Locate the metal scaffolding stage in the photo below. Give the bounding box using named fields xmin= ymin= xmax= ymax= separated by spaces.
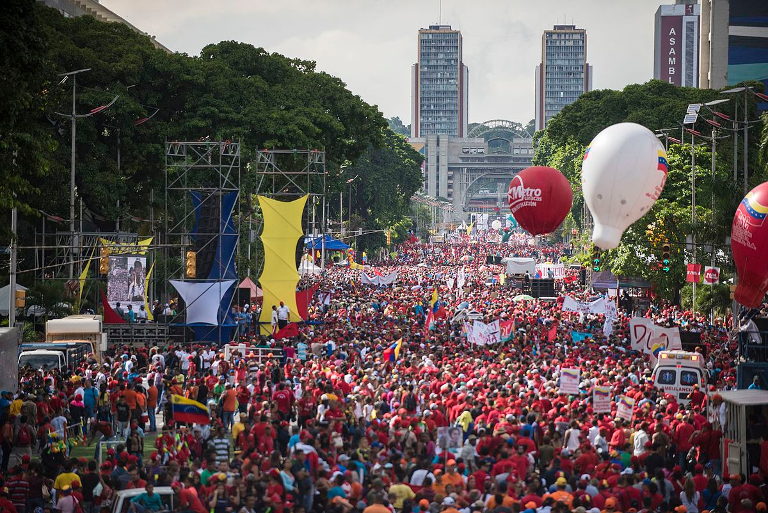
xmin=250 ymin=149 xmax=328 ymax=272
xmin=164 ymin=140 xmax=241 ymax=342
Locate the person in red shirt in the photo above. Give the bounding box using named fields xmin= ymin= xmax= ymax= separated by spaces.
xmin=271 ymin=383 xmax=294 ymax=421
xmin=509 ymin=445 xmax=530 ymax=480
xmin=673 ymin=417 xmax=695 ymax=470
xmin=172 ymin=481 xmax=207 ymax=513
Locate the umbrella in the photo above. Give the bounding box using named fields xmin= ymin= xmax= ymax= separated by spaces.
xmin=459 ymin=255 xmax=474 ymax=262
xmin=513 ymin=294 xmax=535 ymax=302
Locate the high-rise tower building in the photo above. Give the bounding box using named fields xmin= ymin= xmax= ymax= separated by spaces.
xmin=654 ymin=0 xmax=700 ymax=87
xmin=534 ymin=25 xmax=592 ymax=131
xmin=699 ymin=0 xmax=768 ymax=92
xmin=411 ymin=25 xmax=469 ymax=138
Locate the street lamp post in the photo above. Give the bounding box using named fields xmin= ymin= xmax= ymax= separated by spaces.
xmin=60 ymin=68 xmax=90 ymax=279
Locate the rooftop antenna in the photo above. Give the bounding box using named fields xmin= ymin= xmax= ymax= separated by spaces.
xmin=438 ymin=0 xmax=442 ymax=24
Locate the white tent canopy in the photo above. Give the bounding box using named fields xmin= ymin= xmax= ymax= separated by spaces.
xmin=0 ymin=284 xmax=28 ymax=316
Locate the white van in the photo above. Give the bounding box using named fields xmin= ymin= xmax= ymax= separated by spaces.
xmin=651 ymin=350 xmax=707 ymax=404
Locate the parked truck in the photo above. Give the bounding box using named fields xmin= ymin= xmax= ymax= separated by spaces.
xmin=17 ymin=315 xmax=106 ymax=372
xmin=720 ymin=389 xmax=768 ymax=477
xmin=0 ymin=328 xmax=20 ymax=392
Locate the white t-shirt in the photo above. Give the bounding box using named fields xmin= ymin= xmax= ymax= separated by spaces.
xmin=277 ymin=306 xmax=290 ymax=321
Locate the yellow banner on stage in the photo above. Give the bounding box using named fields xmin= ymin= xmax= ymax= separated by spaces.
xmin=100 ymin=237 xmax=153 ymax=255
xmin=144 ymin=262 xmax=155 ymax=321
xmin=257 ymin=195 xmax=307 ymax=335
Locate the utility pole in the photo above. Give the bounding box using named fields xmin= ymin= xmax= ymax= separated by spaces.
xmin=691 ymin=129 xmax=697 ymax=315
xmin=743 ymin=87 xmax=749 ymax=194
xmin=9 ymin=206 xmax=17 ymax=328
xmin=62 ymin=68 xmax=90 ymax=279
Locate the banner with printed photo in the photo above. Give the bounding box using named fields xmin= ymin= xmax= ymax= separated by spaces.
xmin=593 ymin=385 xmax=612 ymax=413
xmin=107 ymin=255 xmax=147 ymax=315
xmin=559 ymin=368 xmax=581 ymax=395
xmin=436 ymin=426 xmax=463 ymax=452
xmin=616 ymin=395 xmax=635 ymax=421
xmin=629 ymin=317 xmax=682 ymax=361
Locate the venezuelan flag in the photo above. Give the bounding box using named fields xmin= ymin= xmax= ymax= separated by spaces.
xmin=593 ymin=387 xmax=610 ymax=398
xmin=430 ymin=288 xmax=439 ymax=312
xmin=382 ymin=338 xmax=403 ymax=363
xmin=742 ymin=192 xmax=768 ymax=222
xmin=583 ymin=147 xmax=591 ymax=160
xmin=657 ymin=149 xmax=668 ymax=174
xmin=171 ymin=394 xmax=210 ymax=425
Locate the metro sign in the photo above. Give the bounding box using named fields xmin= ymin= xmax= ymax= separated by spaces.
xmin=703 ymin=266 xmax=720 ymax=285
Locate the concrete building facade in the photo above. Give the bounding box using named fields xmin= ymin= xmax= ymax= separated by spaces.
xmin=535 ymin=25 xmax=592 ymax=131
xmin=654 ymin=1 xmax=700 ymax=87
xmin=699 ymin=0 xmax=768 ymax=90
xmin=411 ymin=25 xmax=469 ymax=138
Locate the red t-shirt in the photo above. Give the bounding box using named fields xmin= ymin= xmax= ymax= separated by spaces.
xmin=179 ymin=488 xmax=207 ymax=513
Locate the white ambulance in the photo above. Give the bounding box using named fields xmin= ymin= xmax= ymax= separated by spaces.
xmin=651 ymin=350 xmax=707 ymax=404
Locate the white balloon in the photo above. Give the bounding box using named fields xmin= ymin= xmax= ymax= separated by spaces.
xmin=581 ymin=122 xmax=668 ymax=250
xmin=491 ymin=219 xmax=502 ymax=230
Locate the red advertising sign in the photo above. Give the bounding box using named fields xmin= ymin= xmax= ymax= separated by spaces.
xmin=703 ymin=266 xmax=720 ymax=285
xmin=686 ymin=263 xmax=702 ymax=283
xmin=660 ymin=15 xmax=683 ymax=86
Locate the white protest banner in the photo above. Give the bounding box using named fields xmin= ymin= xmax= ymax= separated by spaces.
xmin=467 ymin=320 xmax=500 ymax=346
xmin=593 ymin=385 xmax=611 ymax=413
xmin=446 ymin=277 xmax=455 ymax=290
xmin=562 ymin=296 xmax=607 ymax=315
xmin=562 ymin=296 xmax=589 ymax=314
xmin=559 ymin=368 xmax=581 ymax=395
xmin=360 ymin=272 xmax=398 ymax=287
xmin=378 ymin=272 xmax=398 ymax=286
xmin=616 ymin=395 xmax=636 ymax=421
xmin=629 ymin=317 xmax=682 ymax=360
xmin=457 ymin=268 xmax=466 ymax=289
xmin=536 ymin=263 xmax=566 ymax=279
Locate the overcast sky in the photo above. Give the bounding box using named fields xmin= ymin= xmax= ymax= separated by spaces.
xmin=103 ymin=0 xmax=669 ymax=126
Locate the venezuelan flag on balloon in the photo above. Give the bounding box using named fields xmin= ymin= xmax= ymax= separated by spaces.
xmin=382 ymin=338 xmax=403 ymax=363
xmin=741 ymin=191 xmax=768 ymax=224
xmin=657 ymin=149 xmax=668 ymax=175
xmin=171 ymin=395 xmax=210 ymax=425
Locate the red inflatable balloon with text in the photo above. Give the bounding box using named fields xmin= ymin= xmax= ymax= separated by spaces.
xmin=731 ymin=181 xmax=768 ymax=307
xmin=507 ymin=166 xmax=573 ymax=236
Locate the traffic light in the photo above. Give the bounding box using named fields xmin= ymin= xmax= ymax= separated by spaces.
xmin=591 ymin=247 xmax=602 ymax=272
xmin=386 ymin=230 xmax=392 ymax=246
xmin=99 ymin=247 xmax=110 ymax=274
xmin=185 ymin=251 xmax=197 ymax=278
xmin=661 ymin=243 xmax=671 ymax=273
xmin=14 ymin=289 xmax=26 ymax=309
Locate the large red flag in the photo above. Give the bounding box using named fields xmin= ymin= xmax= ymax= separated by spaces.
xmin=274 ymin=322 xmax=299 ymax=340
xmin=547 ymin=321 xmax=559 ymax=342
xmin=101 ymin=292 xmax=126 ymax=324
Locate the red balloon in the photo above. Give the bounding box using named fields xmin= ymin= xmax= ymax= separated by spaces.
xmin=507 ymin=166 xmax=573 ymax=236
xmin=731 ymin=181 xmax=768 ymax=307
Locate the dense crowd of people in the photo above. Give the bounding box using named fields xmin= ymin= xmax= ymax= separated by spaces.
xmin=2 ymin=234 xmax=767 ymax=513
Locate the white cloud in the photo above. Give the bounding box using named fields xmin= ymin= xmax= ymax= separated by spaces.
xmin=103 ymin=0 xmax=665 ymax=125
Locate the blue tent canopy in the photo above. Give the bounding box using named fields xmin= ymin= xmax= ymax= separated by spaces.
xmin=305 ymin=234 xmax=350 ymax=251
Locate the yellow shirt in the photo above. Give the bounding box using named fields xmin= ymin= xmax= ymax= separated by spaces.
xmin=9 ymin=399 xmax=22 ymax=417
xmin=54 ymin=472 xmax=80 ymax=490
xmin=232 ymin=421 xmax=245 ymax=442
xmin=387 ymin=483 xmax=415 ymax=509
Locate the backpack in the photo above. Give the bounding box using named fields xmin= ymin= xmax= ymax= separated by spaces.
xmin=16 ymin=425 xmax=32 ymax=446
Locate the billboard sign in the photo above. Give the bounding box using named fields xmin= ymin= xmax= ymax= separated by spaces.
xmin=107 ymin=255 xmax=147 ymax=317
xmin=660 ymin=15 xmax=684 ymax=86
